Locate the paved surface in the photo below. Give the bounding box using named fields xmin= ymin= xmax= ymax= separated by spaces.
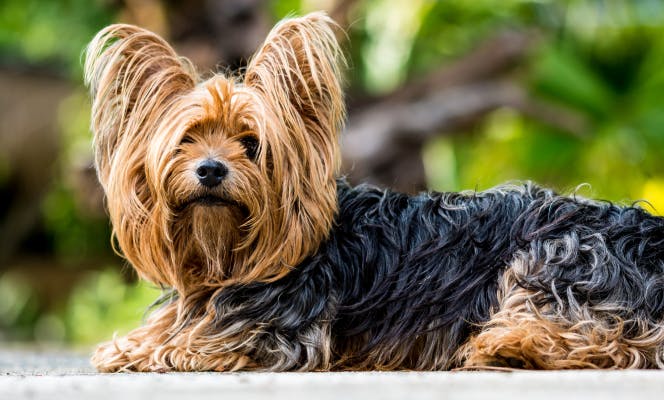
xmin=2 ymin=349 xmax=664 ymax=400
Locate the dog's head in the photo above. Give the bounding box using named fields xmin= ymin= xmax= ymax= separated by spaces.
xmin=84 ymin=13 xmax=345 ymax=291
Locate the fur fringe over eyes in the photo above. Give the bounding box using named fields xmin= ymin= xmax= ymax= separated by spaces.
xmin=86 ymin=13 xmax=664 ymax=373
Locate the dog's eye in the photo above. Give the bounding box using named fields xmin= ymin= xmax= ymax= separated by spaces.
xmin=239 ymin=136 xmax=259 ymax=160
xmin=180 ymin=135 xmax=194 ymax=145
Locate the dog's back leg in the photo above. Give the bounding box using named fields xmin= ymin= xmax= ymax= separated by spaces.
xmin=458 ymin=246 xmax=664 ymax=370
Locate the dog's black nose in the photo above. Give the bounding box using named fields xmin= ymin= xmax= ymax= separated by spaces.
xmin=196 ymin=159 xmax=227 ymax=188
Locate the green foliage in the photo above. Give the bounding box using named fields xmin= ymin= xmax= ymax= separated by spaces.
xmin=66 ymin=270 xmax=162 ymax=344
xmin=269 ymin=0 xmax=303 ymax=19
xmin=531 ymin=44 xmax=615 ymax=119
xmin=0 ymin=269 xmax=162 ymax=344
xmin=41 ymin=90 xmax=113 ymax=263
xmin=357 ymin=0 xmax=433 ymax=94
xmin=0 ymin=0 xmax=114 ymax=77
xmin=421 ymin=0 xmax=664 ymax=214
xmin=409 ymin=0 xmax=540 ymax=76
xmin=41 ymin=183 xmax=112 ymax=263
xmin=0 ymin=273 xmax=39 ymax=341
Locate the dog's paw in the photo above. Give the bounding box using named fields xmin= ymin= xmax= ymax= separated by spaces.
xmin=91 ymin=340 xmax=133 ymax=372
xmin=91 ymin=338 xmax=166 ymax=372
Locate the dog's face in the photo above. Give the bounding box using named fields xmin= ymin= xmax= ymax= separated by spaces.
xmin=85 ymin=13 xmax=345 ymax=292
xmin=157 ymin=79 xmax=265 ymax=283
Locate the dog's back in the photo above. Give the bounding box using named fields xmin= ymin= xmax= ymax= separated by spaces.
xmin=212 ymin=180 xmax=664 ymax=370
xmin=332 ymin=181 xmax=664 ymax=369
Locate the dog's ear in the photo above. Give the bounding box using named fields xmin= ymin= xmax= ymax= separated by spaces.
xmin=84 ymin=24 xmax=196 ymax=190
xmin=84 ymin=25 xmax=196 ymax=286
xmin=243 ymin=12 xmax=345 ymax=280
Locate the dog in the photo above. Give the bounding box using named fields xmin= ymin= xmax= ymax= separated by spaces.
xmin=84 ymin=12 xmax=664 ymax=372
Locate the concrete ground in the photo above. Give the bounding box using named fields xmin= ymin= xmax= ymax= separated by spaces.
xmin=2 ymin=349 xmax=664 ymax=400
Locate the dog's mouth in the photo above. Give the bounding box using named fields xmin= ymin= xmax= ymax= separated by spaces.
xmin=177 ymin=194 xmax=246 ymax=213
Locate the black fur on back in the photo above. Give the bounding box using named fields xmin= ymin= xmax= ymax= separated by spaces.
xmin=209 ymin=179 xmax=664 ymax=369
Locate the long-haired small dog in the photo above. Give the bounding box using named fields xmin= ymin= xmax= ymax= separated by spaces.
xmin=85 ymin=12 xmax=664 ymax=372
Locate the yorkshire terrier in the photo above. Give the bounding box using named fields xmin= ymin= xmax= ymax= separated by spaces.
xmin=85 ymin=12 xmax=664 ymax=372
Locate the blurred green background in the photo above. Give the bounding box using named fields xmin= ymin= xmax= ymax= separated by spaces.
xmin=1 ymin=0 xmax=664 ymax=348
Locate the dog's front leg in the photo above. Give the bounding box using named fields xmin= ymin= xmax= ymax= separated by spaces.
xmin=91 ymin=301 xmax=259 ymax=372
xmin=92 ymin=332 xmax=257 ymax=372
